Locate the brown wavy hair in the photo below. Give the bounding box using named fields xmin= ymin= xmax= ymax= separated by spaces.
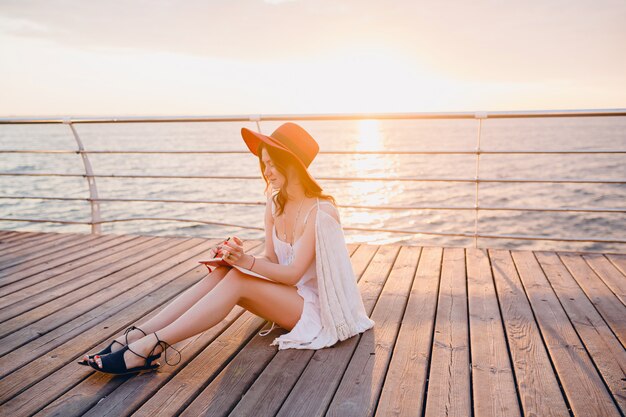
xmin=258 ymin=142 xmax=336 ymax=216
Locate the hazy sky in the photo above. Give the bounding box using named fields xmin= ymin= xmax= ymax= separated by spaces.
xmin=1 ymin=0 xmax=625 ymax=116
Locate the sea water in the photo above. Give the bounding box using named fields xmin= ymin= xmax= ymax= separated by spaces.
xmin=1 ymin=117 xmax=625 ymax=253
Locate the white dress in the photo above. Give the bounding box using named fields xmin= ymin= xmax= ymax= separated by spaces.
xmin=258 ymin=198 xmax=330 ymax=349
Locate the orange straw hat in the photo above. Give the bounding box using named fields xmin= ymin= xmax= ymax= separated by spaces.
xmin=241 ymin=122 xmax=323 ymax=191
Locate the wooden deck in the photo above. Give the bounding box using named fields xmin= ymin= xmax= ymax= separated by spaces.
xmin=0 ymin=230 xmax=624 ymax=417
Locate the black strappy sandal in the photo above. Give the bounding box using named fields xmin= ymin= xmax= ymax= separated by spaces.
xmin=77 ymin=325 xmax=147 ymax=366
xmin=88 ymin=332 xmax=181 ymax=376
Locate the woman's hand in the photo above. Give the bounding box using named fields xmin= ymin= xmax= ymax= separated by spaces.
xmin=202 ymin=246 xmax=219 ymax=273
xmin=221 ymin=236 xmax=247 ymax=266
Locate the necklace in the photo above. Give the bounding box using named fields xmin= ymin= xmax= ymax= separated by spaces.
xmin=282 ymin=197 xmax=305 ymax=245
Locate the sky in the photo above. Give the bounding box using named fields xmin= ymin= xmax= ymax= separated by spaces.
xmin=1 ymin=0 xmax=625 ymax=117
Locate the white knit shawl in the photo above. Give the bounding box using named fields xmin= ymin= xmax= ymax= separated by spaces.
xmin=270 ymin=199 xmax=375 ymax=350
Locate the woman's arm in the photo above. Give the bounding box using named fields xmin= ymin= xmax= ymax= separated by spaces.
xmin=224 ymin=203 xmax=339 ymax=286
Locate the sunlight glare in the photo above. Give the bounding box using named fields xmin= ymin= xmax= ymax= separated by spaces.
xmin=356 ymin=119 xmax=383 ymax=151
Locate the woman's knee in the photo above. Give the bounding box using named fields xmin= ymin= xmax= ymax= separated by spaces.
xmin=203 ymin=266 xmax=228 ymax=281
xmin=221 ymin=268 xmax=247 ymax=291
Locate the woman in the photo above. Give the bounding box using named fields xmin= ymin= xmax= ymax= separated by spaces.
xmin=80 ymin=122 xmax=374 ymax=375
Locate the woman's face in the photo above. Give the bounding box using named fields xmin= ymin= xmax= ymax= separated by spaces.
xmin=261 ymin=147 xmax=287 ymax=190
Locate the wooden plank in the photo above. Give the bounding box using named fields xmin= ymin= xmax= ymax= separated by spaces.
xmin=606 ymin=254 xmax=626 ymax=276
xmin=0 ymin=230 xmax=18 ymax=238
xmin=0 ymin=241 xmax=260 ymax=376
xmin=228 ymin=244 xmax=377 ymax=417
xmin=466 ymin=248 xmax=521 ymax=417
xmin=488 ymin=249 xmax=570 ymax=417
xmin=375 ymin=246 xmax=443 ymax=417
xmin=38 ymin=244 xmax=265 ymax=417
xmin=0 ymin=231 xmax=44 ymax=245
xmin=178 ymin=324 xmax=283 ymax=417
xmin=512 ymin=251 xmax=620 ymax=416
xmin=38 ymin=308 xmax=248 ymax=417
xmin=275 ymin=245 xmax=400 ymax=417
xmin=0 ymin=233 xmax=102 ymax=268
xmin=536 ymin=251 xmax=626 ymax=414
xmin=0 ymin=233 xmax=113 ymax=273
xmin=0 ymin=237 xmax=204 ymax=354
xmin=326 ymin=246 xmax=420 ymax=417
xmin=0 ymin=235 xmax=162 ymax=312
xmin=583 ymin=254 xmax=626 ymax=306
xmin=0 ymin=240 xmax=190 ymax=337
xmin=423 ymin=247 xmax=471 ymax=417
xmin=0 ymin=233 xmax=85 ymax=260
xmin=0 ymin=237 xmax=173 ymax=312
xmin=559 ymin=252 xmax=626 ymax=347
xmin=0 ymin=240 xmax=222 ymax=412
xmin=0 ymin=233 xmax=131 ymax=286
xmin=0 ymin=230 xmax=36 ymax=239
xmin=129 ymin=313 xmax=266 ymax=417
xmin=0 ymin=233 xmax=72 ymax=262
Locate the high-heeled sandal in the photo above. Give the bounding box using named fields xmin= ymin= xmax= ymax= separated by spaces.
xmin=77 ymin=325 xmax=147 ymax=366
xmin=88 ymin=331 xmax=181 ymax=375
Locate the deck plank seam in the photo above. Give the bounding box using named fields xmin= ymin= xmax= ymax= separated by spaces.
xmin=464 ymin=248 xmax=476 ymax=417
xmin=371 ymin=245 xmax=422 ymax=416
xmin=3 ymin=240 xmax=226 ymax=366
xmin=2 ymin=232 xmax=624 ymax=416
xmin=0 ymin=253 xmax=222 ymax=405
xmin=324 ymin=245 xmax=406 ymax=415
xmin=0 ymin=235 xmax=167 ymax=318
xmin=0 ymin=237 xmax=204 ymax=346
xmin=184 ymin=323 xmax=284 ymax=417
xmin=604 ymin=254 xmax=626 ymax=278
xmin=509 ymin=250 xmax=574 ymax=416
xmin=556 ymin=252 xmax=626 ymax=350
xmin=532 ymin=250 xmax=626 ymax=417
xmin=317 ymin=244 xmax=401 ymax=417
xmin=419 ymin=246 xmax=444 ymax=417
xmin=0 ymin=239 xmax=231 ymax=402
xmin=486 ymin=248 xmax=525 ymax=417
xmin=165 ymin=320 xmax=269 ymax=417
xmin=0 ymin=233 xmax=135 ymax=285
xmin=582 ymin=255 xmax=626 ymax=309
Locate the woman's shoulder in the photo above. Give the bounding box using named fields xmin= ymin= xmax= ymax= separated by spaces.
xmin=314 ymin=197 xmax=340 ymax=224
xmin=265 ymin=191 xmax=278 ymax=222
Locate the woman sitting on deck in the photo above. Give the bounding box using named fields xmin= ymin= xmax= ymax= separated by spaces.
xmin=79 ymin=122 xmax=374 ymax=375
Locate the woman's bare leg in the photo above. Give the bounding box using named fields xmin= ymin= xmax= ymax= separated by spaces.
xmin=134 ymin=266 xmax=231 ymax=333
xmin=117 ymin=268 xmax=304 ymax=369
xmin=84 ymin=266 xmax=230 ymax=361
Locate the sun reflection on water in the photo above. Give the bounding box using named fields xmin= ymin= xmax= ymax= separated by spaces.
xmin=341 ymin=119 xmax=404 ymax=243
xmin=356 ymin=119 xmax=383 ymax=151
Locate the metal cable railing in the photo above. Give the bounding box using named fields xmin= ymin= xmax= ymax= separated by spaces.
xmin=1 ymin=108 xmax=625 ymax=247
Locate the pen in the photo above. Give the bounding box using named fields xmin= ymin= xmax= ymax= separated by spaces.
xmin=218 ymin=237 xmax=230 ymax=254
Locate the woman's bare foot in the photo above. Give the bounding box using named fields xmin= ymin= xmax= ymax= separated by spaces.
xmin=82 ymin=327 xmax=146 ymax=362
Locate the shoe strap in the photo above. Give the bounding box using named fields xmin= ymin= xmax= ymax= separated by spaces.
xmin=152 ymin=332 xmax=182 ymax=366
xmin=124 ymin=325 xmax=147 ymax=346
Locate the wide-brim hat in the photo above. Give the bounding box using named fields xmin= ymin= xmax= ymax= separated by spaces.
xmin=241 ymin=122 xmax=323 ymax=191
